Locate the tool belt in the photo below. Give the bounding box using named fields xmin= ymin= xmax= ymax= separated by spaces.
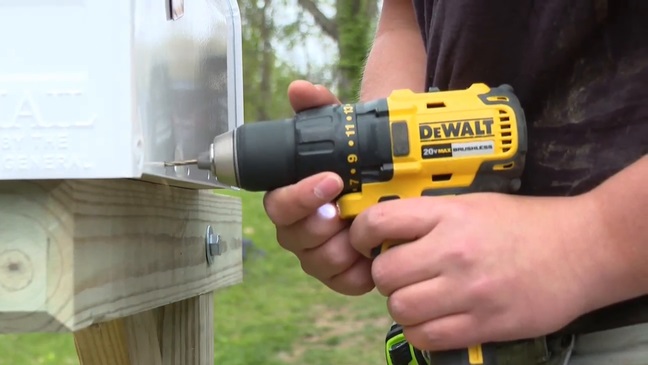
xmin=554 ymin=296 xmax=648 ymax=336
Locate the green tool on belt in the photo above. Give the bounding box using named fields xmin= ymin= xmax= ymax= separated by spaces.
xmin=385 ymin=323 xmax=428 ymax=365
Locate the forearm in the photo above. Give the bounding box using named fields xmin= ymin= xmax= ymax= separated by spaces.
xmin=360 ymin=0 xmax=427 ymax=101
xmin=586 ymin=154 xmax=648 ymax=309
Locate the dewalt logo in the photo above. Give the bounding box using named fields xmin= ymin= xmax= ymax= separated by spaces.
xmin=419 ymin=118 xmax=494 ymax=141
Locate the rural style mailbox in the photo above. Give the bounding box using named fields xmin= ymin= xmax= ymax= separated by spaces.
xmin=0 ymin=0 xmax=243 ymax=188
xmin=0 ymin=1 xmax=244 ymax=364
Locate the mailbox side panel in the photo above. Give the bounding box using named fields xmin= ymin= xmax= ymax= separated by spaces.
xmin=135 ymin=0 xmax=244 ymax=188
xmin=0 ymin=1 xmax=136 ymax=180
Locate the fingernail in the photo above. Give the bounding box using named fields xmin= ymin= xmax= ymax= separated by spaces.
xmin=317 ymin=203 xmax=338 ymax=220
xmin=314 ymin=176 xmax=342 ymax=200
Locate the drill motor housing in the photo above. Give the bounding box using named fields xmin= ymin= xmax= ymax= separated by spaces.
xmin=337 ymin=83 xmax=528 ymax=218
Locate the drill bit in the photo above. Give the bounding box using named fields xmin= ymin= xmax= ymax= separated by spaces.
xmin=164 ymin=159 xmax=198 ymax=167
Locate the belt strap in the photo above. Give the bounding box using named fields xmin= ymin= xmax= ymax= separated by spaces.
xmin=423 ymin=335 xmax=575 ymax=365
xmin=555 ymin=296 xmax=648 ymax=335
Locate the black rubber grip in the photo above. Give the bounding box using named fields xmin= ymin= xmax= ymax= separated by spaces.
xmin=235 ymin=119 xmax=297 ymax=191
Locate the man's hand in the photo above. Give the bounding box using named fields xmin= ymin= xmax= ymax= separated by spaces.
xmin=263 ymin=80 xmax=374 ymax=296
xmin=349 ymin=192 xmax=614 ymax=351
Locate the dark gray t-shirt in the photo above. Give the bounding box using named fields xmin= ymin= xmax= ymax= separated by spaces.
xmin=411 ymin=0 xmax=647 ymax=334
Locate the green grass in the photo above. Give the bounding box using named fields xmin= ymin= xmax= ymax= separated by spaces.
xmin=0 ymin=190 xmax=390 ymax=365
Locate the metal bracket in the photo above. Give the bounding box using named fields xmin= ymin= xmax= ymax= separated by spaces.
xmin=166 ymin=0 xmax=185 ymax=21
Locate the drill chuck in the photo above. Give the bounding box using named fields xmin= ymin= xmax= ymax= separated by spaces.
xmin=197 ymin=130 xmax=238 ymax=187
xmin=217 ymin=118 xmax=298 ymax=190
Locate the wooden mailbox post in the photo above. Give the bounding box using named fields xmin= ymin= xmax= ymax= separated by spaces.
xmin=0 ymin=180 xmax=242 ymax=364
xmin=0 ymin=1 xmax=245 ymax=363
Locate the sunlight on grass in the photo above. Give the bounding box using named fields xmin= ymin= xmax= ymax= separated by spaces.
xmin=0 ymin=334 xmax=77 ymax=365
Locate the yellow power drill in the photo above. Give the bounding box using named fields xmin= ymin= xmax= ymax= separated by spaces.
xmin=166 ymin=83 xmax=528 ymax=365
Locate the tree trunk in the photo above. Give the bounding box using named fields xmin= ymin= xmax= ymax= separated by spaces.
xmin=299 ymin=0 xmax=379 ymax=102
xmin=335 ymin=0 xmax=375 ymax=101
xmin=258 ymin=0 xmax=275 ymax=121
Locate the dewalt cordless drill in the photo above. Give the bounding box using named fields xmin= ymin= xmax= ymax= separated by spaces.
xmin=166 ymin=83 xmax=528 ymax=365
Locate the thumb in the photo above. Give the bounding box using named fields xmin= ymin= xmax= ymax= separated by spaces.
xmin=288 ymin=80 xmax=341 ymax=112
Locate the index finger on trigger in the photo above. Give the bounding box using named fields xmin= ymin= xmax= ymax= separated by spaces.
xmin=263 ymin=172 xmax=344 ymax=227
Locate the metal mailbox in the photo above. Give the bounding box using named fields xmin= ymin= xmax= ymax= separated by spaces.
xmin=0 ymin=0 xmax=243 ymax=188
